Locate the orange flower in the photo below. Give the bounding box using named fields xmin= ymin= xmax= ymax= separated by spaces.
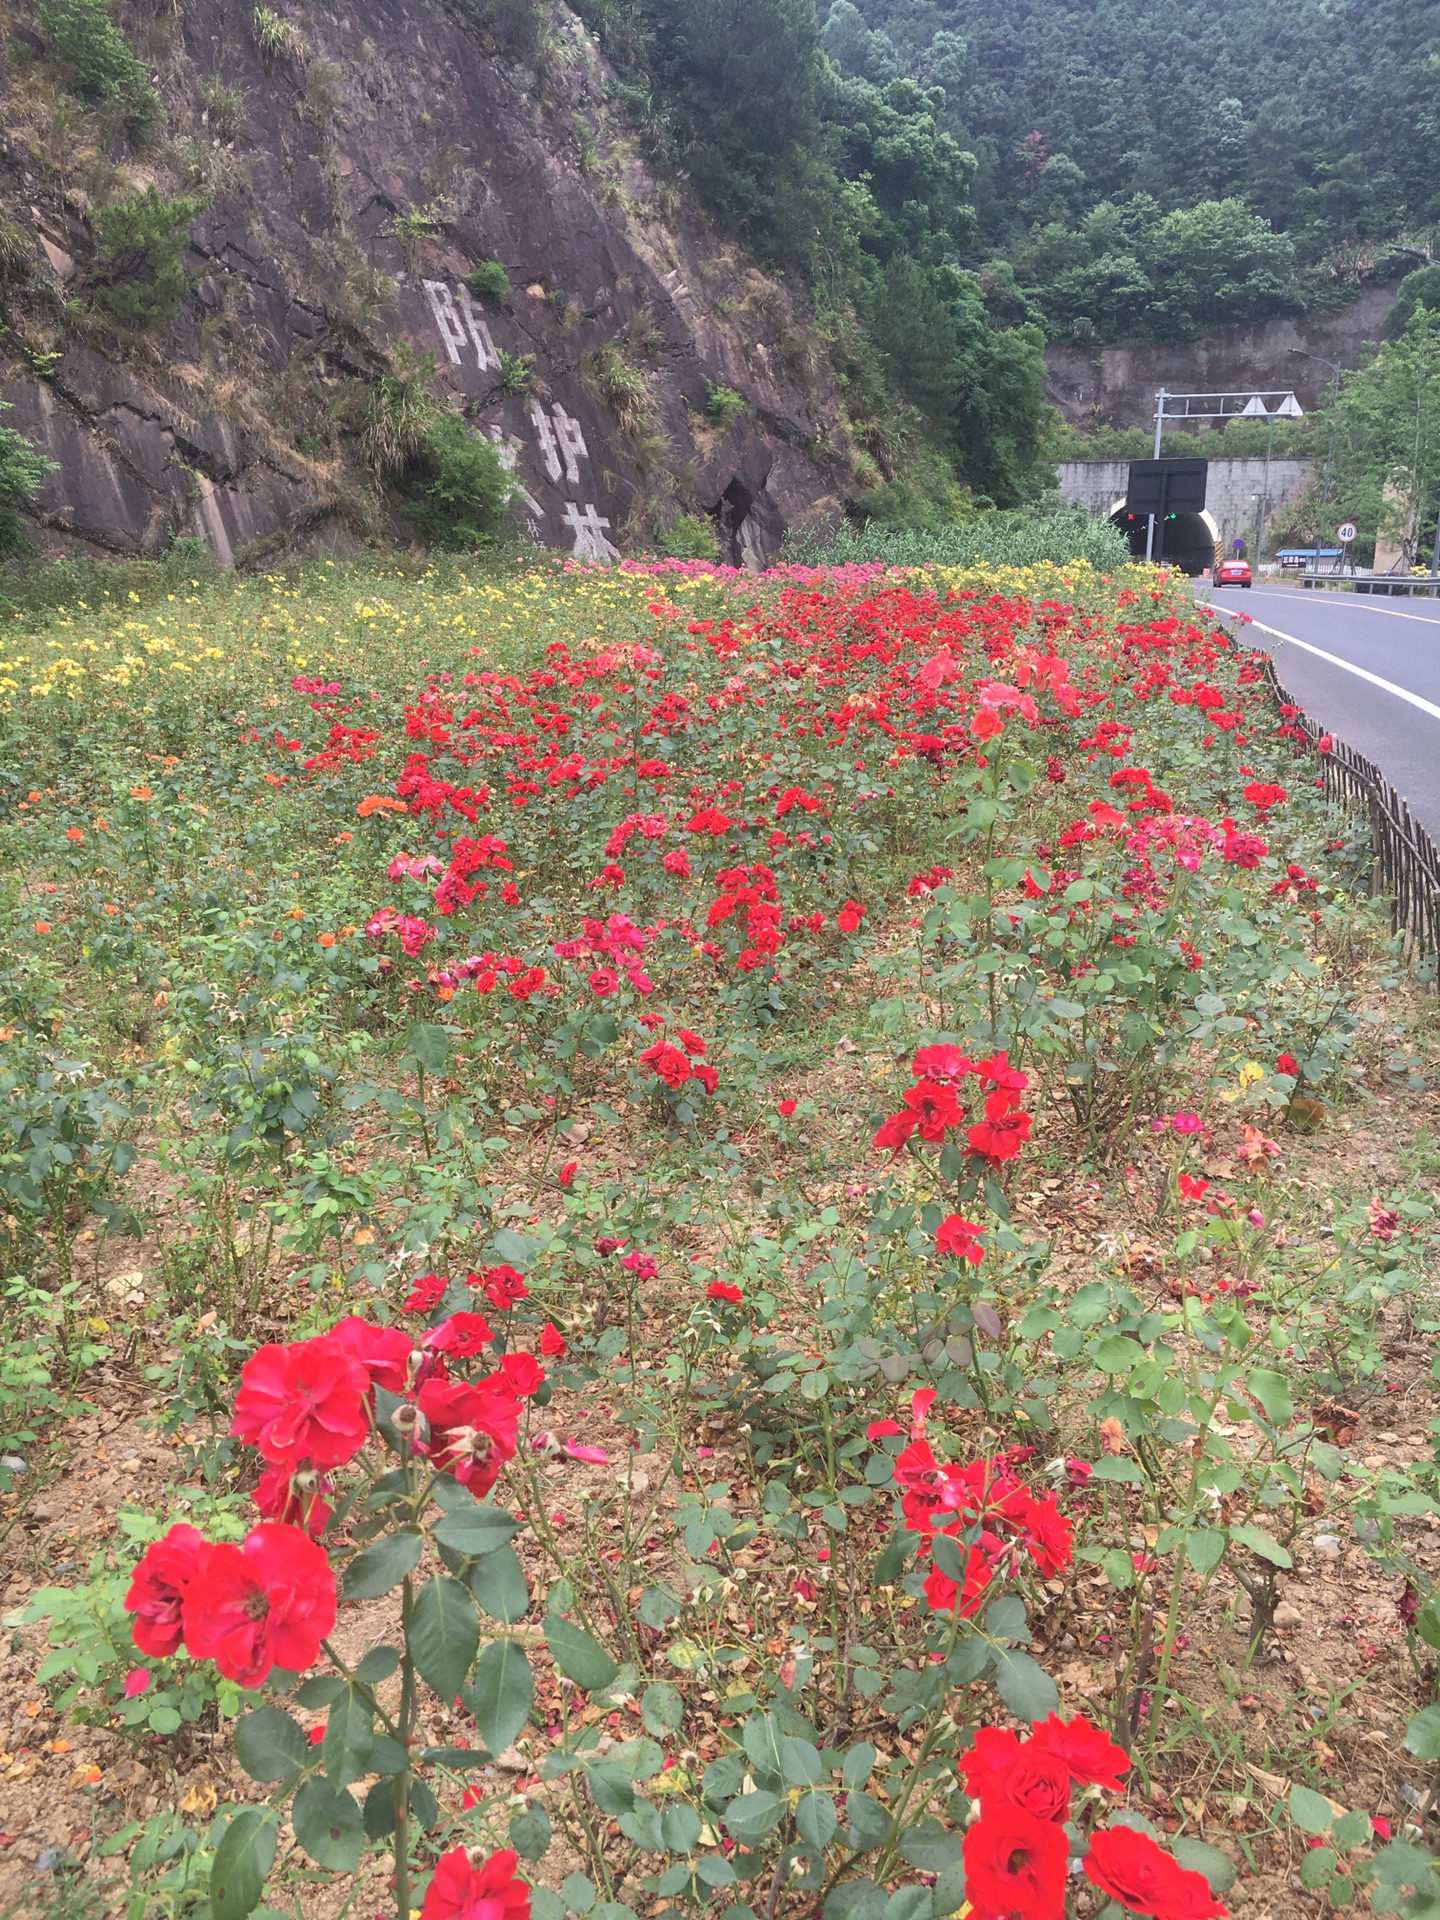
xmin=335 ymin=831 xmax=353 ymax=843
xmin=66 ymin=826 xmax=85 ymax=843
xmin=317 ymin=932 xmax=336 ymax=948
xmin=27 ymin=790 xmax=40 ymax=803
xmin=287 ymin=908 xmax=305 ymax=921
xmin=34 ymin=920 xmax=52 ymax=934
xmin=129 ymin=786 xmax=153 ymax=802
xmin=356 ymin=794 xmax=406 ymax=817
xmin=264 ymin=773 xmax=288 ymax=787
xmin=103 ymin=904 xmax=119 ymax=916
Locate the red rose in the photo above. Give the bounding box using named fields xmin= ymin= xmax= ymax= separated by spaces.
xmin=182 ymin=1522 xmax=336 ymax=1689
xmin=997 ymin=1746 xmax=1071 ymax=1822
xmin=1276 ymin=1053 xmax=1299 ymax=1076
xmin=498 ymin=1352 xmax=546 ymax=1397
xmin=935 ymin=1214 xmax=985 ymax=1266
xmin=707 ymin=1280 xmax=743 ymax=1303
xmin=777 ymin=1099 xmax=798 ymax=1117
xmin=960 ymin=1725 xmax=1023 ymax=1804
xmin=1084 ymin=1825 xmax=1227 ymax=1920
xmin=676 ymin=1028 xmax=706 ymax=1055
xmin=124 ymin=1523 xmax=208 ymax=1658
xmin=901 ymin=1078 xmax=963 ymax=1141
xmin=837 ymin=900 xmax=866 ymax=932
xmin=873 ymin=1111 xmax=917 ymax=1157
xmin=255 ymin=1465 xmax=333 ymax=1538
xmin=230 ymin=1336 xmax=370 ymax=1470
xmin=964 ymin=1805 xmax=1068 ymax=1918
xmin=475 ymin=1265 xmax=528 ymax=1311
xmin=967 ymin=1104 xmax=1032 ymax=1164
xmin=422 ymin=1311 xmax=495 ymax=1358
xmin=539 ymin=1321 xmax=568 ymax=1358
xmin=1029 ymin=1712 xmax=1130 ymax=1792
xmin=405 ymin=1272 xmax=448 ymax=1313
xmin=421 ymin=1846 xmax=531 ymax=1920
xmin=418 ymin=1377 xmax=519 ymax=1495
xmin=328 ymin=1316 xmax=415 ymax=1395
xmin=639 ymin=1040 xmax=692 ymax=1089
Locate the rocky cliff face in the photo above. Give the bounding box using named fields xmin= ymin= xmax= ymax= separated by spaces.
xmin=1044 ymin=283 xmax=1402 ymax=430
xmin=0 ymin=0 xmax=860 ymax=564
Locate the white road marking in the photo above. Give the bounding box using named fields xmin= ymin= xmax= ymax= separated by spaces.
xmin=1210 ymin=608 xmax=1440 ymax=724
xmin=1239 ymin=587 xmax=1440 ymax=628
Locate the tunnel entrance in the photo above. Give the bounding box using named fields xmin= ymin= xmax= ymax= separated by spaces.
xmin=1108 ymin=501 xmax=1221 ymax=576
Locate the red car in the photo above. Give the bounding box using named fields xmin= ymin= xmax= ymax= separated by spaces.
xmin=1216 ymin=558 xmax=1252 ymax=587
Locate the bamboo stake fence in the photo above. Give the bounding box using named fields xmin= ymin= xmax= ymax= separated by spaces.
xmin=1254 ymin=653 xmax=1440 ymax=978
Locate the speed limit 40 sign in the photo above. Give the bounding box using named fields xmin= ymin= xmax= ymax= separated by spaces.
xmin=1336 ymin=521 xmax=1357 ymax=543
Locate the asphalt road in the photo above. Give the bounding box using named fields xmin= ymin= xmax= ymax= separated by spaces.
xmin=1208 ymin=581 xmax=1440 ymax=845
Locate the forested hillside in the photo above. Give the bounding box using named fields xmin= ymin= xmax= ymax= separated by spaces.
xmin=829 ymin=0 xmax=1439 ymax=339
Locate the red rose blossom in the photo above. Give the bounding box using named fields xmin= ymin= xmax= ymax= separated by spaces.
xmin=539 ymin=1321 xmax=568 ymax=1358
xmin=328 ymin=1316 xmax=415 ymax=1395
xmin=182 ymin=1522 xmax=336 ymax=1688
xmin=1029 ymin=1712 xmax=1130 ymax=1791
xmin=230 ymin=1336 xmax=370 ymax=1470
xmin=936 ymin=1214 xmax=985 ymax=1266
xmin=254 ymin=1465 xmax=333 ymax=1538
xmin=1084 ymin=1825 xmax=1227 ymax=1920
xmin=420 ymin=1845 xmax=531 ymax=1920
xmin=417 ymin=1377 xmax=519 ymax=1495
xmin=498 ymin=1352 xmax=546 ymax=1397
xmin=422 ymin=1311 xmax=495 ymax=1358
xmin=964 ymin=1805 xmax=1068 ymax=1919
xmin=707 ymin=1280 xmax=743 ymax=1303
xmin=124 ymin=1523 xmax=208 ymax=1658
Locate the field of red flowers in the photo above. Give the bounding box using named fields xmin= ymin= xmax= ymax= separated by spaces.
xmin=1 ymin=556 xmax=1438 ymax=1920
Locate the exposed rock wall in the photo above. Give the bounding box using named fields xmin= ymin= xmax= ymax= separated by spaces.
xmin=1044 ymin=284 xmax=1402 ymax=430
xmin=0 ymin=0 xmax=860 ymax=564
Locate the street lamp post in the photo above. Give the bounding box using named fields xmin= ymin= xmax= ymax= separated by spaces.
xmin=1145 ymin=387 xmax=1166 ymax=564
xmin=1288 ymin=347 xmax=1345 ymax=571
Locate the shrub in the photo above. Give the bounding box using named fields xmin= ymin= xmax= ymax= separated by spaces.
xmin=251 ymin=5 xmax=303 ymax=62
xmin=0 ymin=403 xmax=56 ymax=552
xmin=37 ymin=0 xmax=155 ymax=127
xmin=464 ymin=260 xmax=509 ymax=305
xmin=704 ymin=378 xmax=747 ymax=427
xmin=579 ymin=338 xmax=651 ymax=431
xmin=198 ymin=75 xmax=247 ymax=140
xmin=360 ymin=345 xmax=439 ymax=480
xmin=0 ymin=404 xmax=55 ymax=512
xmin=653 ymin=509 xmax=719 ymax=560
xmin=89 ymin=187 xmax=202 ymax=330
xmin=404 ymin=414 xmax=514 ymax=549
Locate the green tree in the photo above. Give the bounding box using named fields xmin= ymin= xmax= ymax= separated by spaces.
xmin=1330 ymin=305 xmax=1440 ymax=567
xmin=0 ymin=404 xmax=56 ymax=549
xmin=89 ymin=189 xmax=202 ymax=330
xmin=37 ymin=0 xmax=156 ymax=130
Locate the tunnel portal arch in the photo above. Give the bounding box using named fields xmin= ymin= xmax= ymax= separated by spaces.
xmin=1108 ymin=497 xmax=1221 ymax=576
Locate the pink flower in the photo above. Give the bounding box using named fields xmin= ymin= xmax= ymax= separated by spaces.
xmin=622 ymin=1250 xmax=657 ymax=1280
xmin=1171 ymin=1112 xmax=1204 ymax=1134
xmin=123 ymin=1667 xmax=152 ymax=1698
xmin=532 ymin=1432 xmax=610 ymax=1465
